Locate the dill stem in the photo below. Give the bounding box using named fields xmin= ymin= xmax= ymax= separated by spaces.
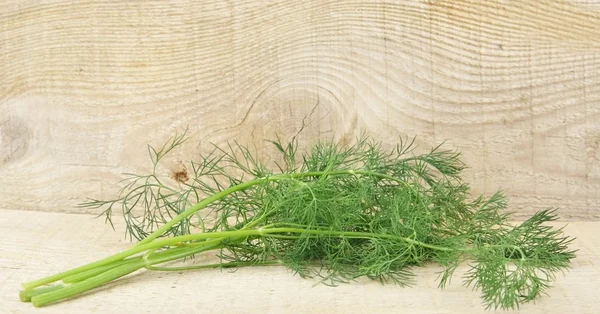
xmin=20 ymin=237 xmax=221 ymax=291
xmin=22 ymin=222 xmax=442 ymax=292
xmin=23 ymin=170 xmax=408 ymax=290
xmin=31 ymin=261 xmax=145 ymax=307
xmin=62 ymin=259 xmax=140 ymax=283
xmin=28 ymin=222 xmax=458 ymax=307
xmin=19 ymin=284 xmax=64 ymax=302
xmin=20 ymin=170 xmax=429 ymax=301
xmin=30 ymin=223 xmax=539 ymax=308
xmin=30 ymin=241 xmax=224 ymax=307
xmin=60 ymin=243 xmax=215 ymax=284
xmin=147 ymin=259 xmax=284 ymax=271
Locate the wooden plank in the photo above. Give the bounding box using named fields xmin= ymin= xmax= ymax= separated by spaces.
xmin=1 ymin=1 xmax=599 ymax=219
xmin=1 ymin=209 xmax=597 ymax=313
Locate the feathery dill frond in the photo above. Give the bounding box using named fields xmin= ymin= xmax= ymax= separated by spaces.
xmin=25 ymin=131 xmax=575 ymax=310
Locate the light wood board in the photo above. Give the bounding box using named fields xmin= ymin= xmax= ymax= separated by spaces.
xmin=1 ymin=209 xmax=598 ymax=314
xmin=1 ymin=2 xmax=599 ymax=218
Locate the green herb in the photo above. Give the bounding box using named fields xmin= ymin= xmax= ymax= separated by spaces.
xmin=19 ymin=131 xmax=575 ymax=309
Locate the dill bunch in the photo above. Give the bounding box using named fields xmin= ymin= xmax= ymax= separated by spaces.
xmin=19 ymin=131 xmax=576 ymax=310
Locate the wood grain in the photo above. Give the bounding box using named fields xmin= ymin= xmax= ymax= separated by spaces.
xmin=1 ymin=0 xmax=599 ymax=219
xmin=2 ymin=209 xmax=598 ymax=313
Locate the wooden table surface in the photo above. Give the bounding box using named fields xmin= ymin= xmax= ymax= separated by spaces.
xmin=2 ymin=209 xmax=598 ymax=314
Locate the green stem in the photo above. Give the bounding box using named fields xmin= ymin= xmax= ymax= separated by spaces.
xmin=21 ymin=238 xmax=219 ymax=291
xmin=25 ymin=170 xmax=406 ymax=290
xmin=147 ymin=259 xmax=283 ymax=271
xmin=60 ymin=244 xmax=204 ymax=284
xmin=27 ymin=223 xmax=489 ymax=307
xmin=141 ymin=227 xmax=456 ymax=255
xmin=22 ymin=222 xmax=444 ymax=292
xmin=31 ymin=261 xmax=145 ymax=307
xmin=19 ymin=284 xmax=64 ymax=302
xmin=30 ymin=241 xmax=224 ymax=307
xmin=22 ymin=170 xmax=409 ymax=292
xmin=62 ymin=259 xmax=140 ymax=284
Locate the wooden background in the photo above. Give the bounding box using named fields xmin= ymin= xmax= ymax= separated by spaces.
xmin=1 ymin=0 xmax=599 ymax=220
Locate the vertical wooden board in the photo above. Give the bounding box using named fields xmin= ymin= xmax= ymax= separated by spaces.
xmin=0 ymin=0 xmax=599 ymax=219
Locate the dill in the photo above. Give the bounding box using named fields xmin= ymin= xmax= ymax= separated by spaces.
xmin=19 ymin=130 xmax=576 ymax=310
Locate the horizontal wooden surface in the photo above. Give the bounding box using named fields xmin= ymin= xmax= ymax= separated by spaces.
xmin=1 ymin=209 xmax=598 ymax=314
xmin=1 ymin=0 xmax=599 ymax=220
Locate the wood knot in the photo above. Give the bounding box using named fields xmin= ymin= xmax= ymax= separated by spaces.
xmin=171 ymin=168 xmax=189 ymax=183
xmin=0 ymin=115 xmax=30 ymax=165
